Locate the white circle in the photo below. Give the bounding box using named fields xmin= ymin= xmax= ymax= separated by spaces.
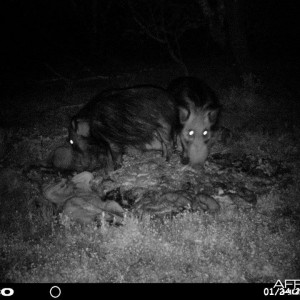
xmin=0 ymin=288 xmax=14 ymax=296
xmin=50 ymin=286 xmax=61 ymax=299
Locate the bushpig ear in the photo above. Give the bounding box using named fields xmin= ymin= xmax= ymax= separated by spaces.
xmin=179 ymin=107 xmax=190 ymax=124
xmin=182 ymin=92 xmax=196 ymax=111
xmin=208 ymin=109 xmax=219 ymax=125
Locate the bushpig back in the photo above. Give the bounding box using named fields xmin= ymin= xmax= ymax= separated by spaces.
xmin=91 ymin=87 xmax=175 ymax=146
xmin=70 ymin=86 xmax=177 ymax=166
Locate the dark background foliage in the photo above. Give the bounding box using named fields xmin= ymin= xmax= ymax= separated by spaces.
xmin=1 ymin=0 xmax=299 ymax=87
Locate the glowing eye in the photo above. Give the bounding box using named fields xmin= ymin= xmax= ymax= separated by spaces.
xmin=188 ymin=130 xmax=194 ymax=137
xmin=203 ymin=130 xmax=208 ymax=136
xmin=70 ymin=139 xmax=74 ymax=145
